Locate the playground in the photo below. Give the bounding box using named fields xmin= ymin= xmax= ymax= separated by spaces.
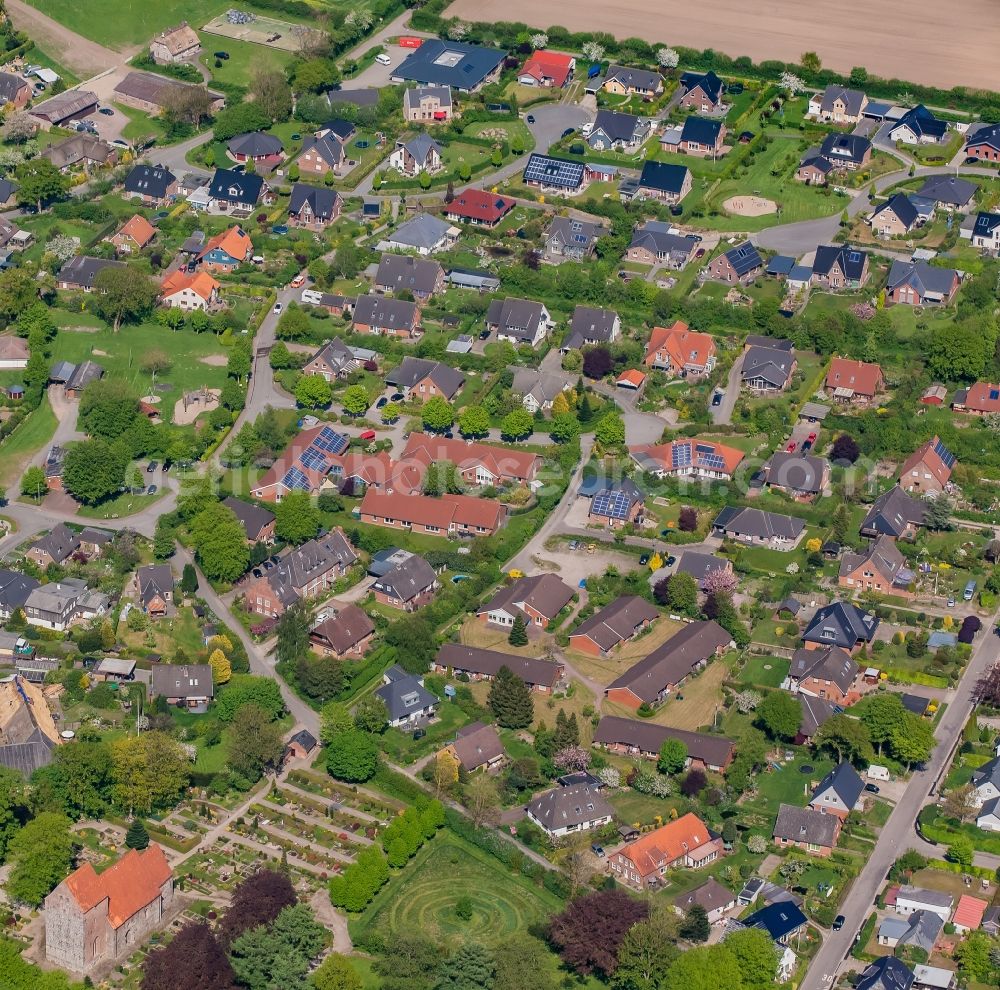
xmin=723 ymin=195 xmax=778 ymax=217
xmin=202 ymin=12 xmax=317 ymax=52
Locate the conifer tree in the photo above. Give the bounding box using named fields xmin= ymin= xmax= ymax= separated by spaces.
xmin=487 ymin=666 xmax=534 ymax=729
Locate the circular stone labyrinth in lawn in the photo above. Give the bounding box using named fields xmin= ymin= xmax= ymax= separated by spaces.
xmin=723 ymin=195 xmax=778 ymax=216
xmin=367 ymin=845 xmax=548 ymax=945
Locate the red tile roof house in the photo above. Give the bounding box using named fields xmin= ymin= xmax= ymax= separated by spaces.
xmin=953 ymin=894 xmax=988 ymax=934
xmin=160 ymin=270 xmax=221 ymax=312
xmin=898 ymin=435 xmax=955 ymax=495
xmin=359 ymin=488 xmax=507 ymax=538
xmin=568 ymin=595 xmax=659 ymax=657
xmin=309 ymin=604 xmax=375 ymax=658
xmin=372 ymin=553 xmax=440 ymax=611
xmin=434 ymin=642 xmax=564 ymax=692
xmin=445 ymin=188 xmax=516 ymax=228
xmin=352 ymin=294 xmax=421 ymax=339
xmin=953 ymin=381 xmax=1000 ymax=416
xmin=605 ymin=620 xmax=732 ymax=710
xmin=610 ymin=813 xmax=722 ymax=889
xmin=644 ymin=321 xmax=717 ymax=378
xmin=402 ymin=432 xmax=541 ymax=486
xmin=517 ymin=50 xmax=575 ymax=88
xmin=477 ymin=573 xmax=574 ymax=630
xmin=629 ymin=438 xmax=745 ymax=482
xmin=44 ymin=844 xmax=174 ymax=972
xmin=109 ymin=214 xmax=156 ymax=255
xmin=825 ymin=357 xmax=884 ymax=405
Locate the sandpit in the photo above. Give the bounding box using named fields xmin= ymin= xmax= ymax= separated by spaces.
xmin=723 ymin=196 xmax=778 ymax=217
xmin=173 ymin=388 xmax=221 ymax=425
xmin=199 ymin=354 xmax=229 ymax=367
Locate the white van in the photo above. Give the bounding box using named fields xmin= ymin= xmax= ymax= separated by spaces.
xmin=375 ymin=53 xmax=392 ymax=66
xmin=301 ymin=288 xmax=323 ymax=305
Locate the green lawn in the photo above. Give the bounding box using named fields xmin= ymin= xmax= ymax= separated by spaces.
xmin=24 ymin=0 xmax=232 ymax=48
xmin=743 ymin=752 xmax=835 ymax=817
xmin=375 ymin=700 xmax=473 ymax=765
xmin=349 ymin=832 xmax=563 ymax=948
xmin=0 ymin=395 xmax=58 ymax=491
xmin=77 ymin=488 xmax=165 ymax=519
xmin=198 ymin=32 xmax=296 ymax=89
xmin=116 ymin=102 xmax=169 ymax=144
xmin=49 ymin=320 xmax=233 ymax=424
xmin=739 ymin=655 xmax=790 ymax=688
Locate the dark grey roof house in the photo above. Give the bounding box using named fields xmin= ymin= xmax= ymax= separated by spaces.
xmin=123 ymin=164 xmax=176 ymax=201
xmin=564 ymin=305 xmax=620 ymax=350
xmin=742 ymin=344 xmax=796 ymax=390
xmin=0 ymin=569 xmax=40 ymax=618
xmin=56 ymin=255 xmax=126 ymax=290
xmin=288 ymin=183 xmax=341 ymax=224
xmin=385 ymin=356 xmax=465 ymax=399
xmin=711 ymin=506 xmax=807 ymax=547
xmin=391 ymin=39 xmax=505 ymax=92
xmin=917 ymin=174 xmax=976 ymax=208
xmin=607 ymin=64 xmax=662 ymax=95
xmin=627 ymin=221 xmax=694 ymax=266
xmin=676 ymin=551 xmax=731 ymax=589
xmin=588 ymin=109 xmax=650 ymax=149
xmin=227 ymin=131 xmax=283 ymax=159
xmin=763 ymin=451 xmax=829 ymax=496
xmin=326 ymin=87 xmax=380 ymax=108
xmin=813 ymin=244 xmax=869 ymax=283
xmin=856 ymin=956 xmax=915 ymax=990
xmin=886 ymin=260 xmax=960 ymax=301
xmin=773 ymin=803 xmax=840 ymax=849
xmin=526 ymin=783 xmax=614 ymax=837
xmin=802 ymin=601 xmax=879 ymax=649
xmin=486 ymin=297 xmax=551 ymax=346
xmin=372 ymin=554 xmax=438 ymax=607
xmin=435 ymin=642 xmax=564 ymax=691
xmin=375 ymin=254 xmax=443 ymax=298
xmin=150 ymin=663 xmax=213 ymax=711
xmin=592 ymin=715 xmax=735 ymax=770
xmin=810 ymin=762 xmax=865 ymax=815
xmin=545 ymin=215 xmax=606 ymax=259
xmin=387 ymin=212 xmax=454 ymax=254
xmin=375 ymin=664 xmax=439 ymax=726
xmin=222 ymin=496 xmax=275 ymax=543
xmin=819 ymin=132 xmax=872 ymax=167
xmin=208 ymin=167 xmax=266 ymax=208
xmin=789 ymin=645 xmax=857 ymax=697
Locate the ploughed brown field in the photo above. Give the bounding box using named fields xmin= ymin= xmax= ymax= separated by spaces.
xmin=444 ymin=0 xmax=999 ymax=92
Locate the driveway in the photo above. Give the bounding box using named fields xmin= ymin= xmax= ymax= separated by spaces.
xmin=711 ymin=354 xmax=743 ymax=426
xmin=524 ymin=103 xmax=595 ymax=154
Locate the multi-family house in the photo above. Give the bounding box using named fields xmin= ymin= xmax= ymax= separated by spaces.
xmin=568 ymin=595 xmax=659 ymax=657
xmin=630 ymin=438 xmax=745 ymax=481
xmin=433 ymin=642 xmax=564 ymax=692
xmin=24 ymin=579 xmax=108 ymax=631
xmin=839 ymin=534 xmax=916 ymax=597
xmin=360 ymin=489 xmax=507 ymax=538
xmin=610 ymin=814 xmax=721 ymax=887
xmin=593 ymin=715 xmax=735 ymax=772
xmin=526 ymin=783 xmax=614 ymax=837
xmin=401 ymin=433 xmax=541 ymax=486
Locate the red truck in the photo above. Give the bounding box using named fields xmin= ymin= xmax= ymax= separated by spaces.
xmin=399 ymin=36 xmax=423 ymax=48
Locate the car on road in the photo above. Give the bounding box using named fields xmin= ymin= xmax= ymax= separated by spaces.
xmin=526 ymin=114 xmax=535 ymax=123
xmin=833 ymin=915 xmax=845 ymax=931
xmin=786 ymin=441 xmax=797 ymax=452
xmin=290 ymin=274 xmax=305 ymax=288
xmin=864 ymin=783 xmax=880 ymax=794
xmin=214 ymin=51 xmax=230 ymax=59
xmin=639 ymin=554 xmax=650 ymax=565
xmin=146 ymin=485 xmax=157 ymax=495
xmin=98 ymin=107 xmax=114 ymax=116
xmin=711 ymin=391 xmax=723 ymax=407
xmin=359 ymin=430 xmax=377 ymax=441
xmin=376 ymin=396 xmax=388 ymax=409
xmin=947 ymin=596 xmax=956 ymax=607
xmin=273 ymin=302 xmax=283 ymax=315
xmin=146 ymin=461 xmax=158 ymax=473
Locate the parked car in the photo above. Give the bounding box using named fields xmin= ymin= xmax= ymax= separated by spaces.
xmin=376 ymin=396 xmax=388 ymax=409
xmin=290 ymin=274 xmax=305 ymax=288
xmin=569 ymin=540 xmax=579 ymax=551
xmin=390 ymin=393 xmax=404 ymax=402
xmin=359 ymin=430 xmax=377 ymax=441
xmin=639 ymin=554 xmax=649 ymax=565
xmin=590 ymin=843 xmax=605 ymax=858
xmin=214 ymin=51 xmax=230 ymax=59
xmin=711 ymin=391 xmax=723 ymax=407
xmin=98 ymin=107 xmax=114 ymax=116
xmin=666 ymin=555 xmax=676 ymax=566
xmin=786 ymin=441 xmax=797 ymax=452
xmin=146 ymin=485 xmax=157 ymax=495
xmin=561 ymin=127 xmax=576 ymax=138
xmin=479 ymin=329 xmax=490 ymax=339
xmin=146 ymin=461 xmax=158 ymax=473
xmin=801 ymin=440 xmax=813 ymax=451
xmin=273 ymin=302 xmax=283 ymax=315
xmin=947 ymin=596 xmax=956 ymax=608
xmin=807 ymin=432 xmax=818 ymax=443
xmin=695 ymin=248 xmax=705 ymax=258
xmin=864 ymin=783 xmax=880 ymax=794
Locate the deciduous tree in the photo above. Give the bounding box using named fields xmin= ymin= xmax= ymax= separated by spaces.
xmin=274 ymin=489 xmax=321 ymax=544
xmin=6 ymin=812 xmax=76 ymax=906
xmin=326 ymin=729 xmax=379 ymax=782
xmin=755 ymin=691 xmax=803 ymax=741
xmin=220 ymin=868 xmax=297 ymax=946
xmin=228 ymin=703 xmax=284 ymax=783
xmin=547 ymin=889 xmax=649 ymax=976
xmin=62 ymin=439 xmax=126 ymax=504
xmin=92 ymin=265 xmax=159 ymax=330
xmin=141 ymin=920 xmax=233 ymax=990
xmin=189 ymin=502 xmax=250 ymax=582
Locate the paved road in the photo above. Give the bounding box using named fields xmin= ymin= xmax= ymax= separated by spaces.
xmin=145 ymin=131 xmax=215 ymax=177
xmin=807 ymin=608 xmax=1000 ymax=987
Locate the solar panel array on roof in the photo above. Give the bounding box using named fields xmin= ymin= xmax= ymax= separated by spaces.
xmin=282 ymin=467 xmax=310 ymax=490
xmin=593 ymin=489 xmax=632 ymax=520
xmin=523 ymin=154 xmax=585 ymax=189
xmin=934 ymin=438 xmax=956 ymax=468
xmin=300 ymin=448 xmax=327 ymax=471
xmin=700 ymin=452 xmax=726 ymax=471
xmin=991 ymin=389 xmax=1000 ymax=401
xmin=314 ymin=426 xmax=349 ymax=454
xmin=672 ymin=442 xmax=692 ymax=468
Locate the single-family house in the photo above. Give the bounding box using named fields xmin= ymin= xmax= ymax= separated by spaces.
xmin=826 ymin=357 xmax=884 ymax=403
xmin=386 ymin=357 xmax=464 ymax=402
xmin=433 ymin=642 xmax=564 ymax=693
xmin=630 ymin=437 xmax=744 ymax=481
xmin=674 ymin=878 xmax=738 ymax=924
xmin=309 ymin=605 xmax=375 ymax=658
xmin=568 ymin=595 xmax=659 ymax=657
xmin=160 ymin=269 xmax=220 ymax=311
xmin=221 ymin=496 xmax=275 ymax=544
xmin=763 ymin=451 xmax=830 ymax=500
xmin=626 ymin=221 xmax=696 ymax=268
xmin=772 ymin=804 xmax=841 ymax=856
xmin=857 ymin=957 xmax=915 ymax=990
xmin=809 ymin=85 xmax=868 ymax=124
xmin=679 ymin=116 xmax=726 ymax=157
xmin=955 ymin=380 xmax=1000 ymax=416
xmin=644 ymin=321 xmax=716 ymax=377
xmin=898 ymin=436 xmax=955 ymax=494
xmin=288 ymin=183 xmax=341 ymax=230
xmin=296 ymin=132 xmax=346 ymax=176
xmin=544 ymin=215 xmax=606 ymax=260
xmin=197 ymin=225 xmax=252 ymax=273
xmin=133 ymin=564 xmax=173 ymax=616
xmin=810 ymin=762 xmax=865 ymax=819
xmin=375 ymin=254 xmax=444 ymax=300
xmin=56 ymin=256 xmax=125 ymax=292
xmin=604 ymin=64 xmax=663 ymax=99
xmin=788 ymin=645 xmax=859 ymax=704
xmin=352 ymin=294 xmax=421 ymax=338
xmin=918 ymin=175 xmax=976 ymax=211
xmin=953 ymin=895 xmax=988 ymax=934
xmin=587 ymin=109 xmax=651 ymax=150
xmin=477 ymin=573 xmax=574 ymax=629
xmin=813 ymin=245 xmax=870 ymax=288
xmin=743 ymin=901 xmax=808 ymax=945
xmin=150 ymin=664 xmax=213 ymax=711
xmin=712 ymin=506 xmax=807 ymax=550
xmin=968 ymin=212 xmax=1000 ymax=253
xmin=526 ymin=783 xmax=613 ymax=838
xmin=563 ymin=304 xmax=620 ymax=351
xmin=403 ymin=85 xmax=453 ymax=123
xmin=818 ymin=132 xmax=873 ymax=171
xmin=510 ymin=367 xmax=573 ymax=413
xmin=878 ymin=911 xmax=943 ymax=954
xmin=890 ymin=105 xmax=948 ymax=144
xmin=895 ymin=886 xmax=954 ymax=922
xmin=630 ymin=159 xmax=692 ymax=204
xmin=611 ymin=813 xmax=722 ymax=888
xmin=871 ymin=194 xmax=921 ymax=237
xmin=839 ymin=534 xmax=915 ymax=597
xmin=742 ymin=344 xmax=796 ymax=393
xmin=0 ymin=71 xmax=32 ymax=109
xmin=676 ymin=551 xmax=734 ymax=590
xmin=0 ymin=335 xmax=27 ymax=370
xmin=588 ymin=479 xmax=644 ymax=529
xmin=442 ymin=722 xmax=505 ymax=773
xmin=386 ymin=213 xmax=456 ymax=255
xmin=965 ymin=122 xmax=1000 ymax=162
xmin=372 ymin=553 xmax=439 ymax=611
xmin=227 ymin=131 xmax=283 ymax=168
xmin=802 ymin=601 xmax=879 ymax=651
xmin=149 ymin=21 xmax=201 ymax=63
xmin=389 ymin=134 xmax=442 ymax=176
xmin=708 ymin=242 xmax=763 ymax=283
xmin=518 ymin=50 xmax=575 ymax=88
xmin=444 ymin=188 xmax=516 ymax=228
xmin=860 ymin=486 xmax=926 ymax=540
xmin=486 ymin=296 xmax=552 ymax=347
xmin=679 ymin=70 xmax=724 ymax=112
xmin=376 ymin=665 xmax=439 ymax=727
xmin=123 ymin=165 xmax=177 ymax=206
xmin=206 ymin=168 xmax=270 ymax=215
xmin=886 ymin=260 xmax=961 ymax=305
xmin=42 ymin=134 xmax=117 ymax=173
xmin=605 ymin=620 xmax=731 ymax=710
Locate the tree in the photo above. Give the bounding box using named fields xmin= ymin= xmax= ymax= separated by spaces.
xmin=955 ymin=931 xmax=994 ymax=983
xmin=342 ymin=383 xmax=370 ymax=417
xmin=656 ymin=47 xmax=679 ymax=70
xmin=295 ymin=374 xmax=333 ymax=408
xmin=814 ymin=714 xmax=874 ymax=765
xmin=859 ymin=693 xmax=906 ymax=754
xmin=220 ymin=868 xmax=297 ymax=946
xmin=229 ymin=902 xmax=327 ymax=990
xmin=755 ymin=691 xmax=802 ymax=741
xmin=500 ymin=408 xmax=534 ymax=441
xmin=508 ymin=614 xmax=528 ymax=646
xmin=275 ymin=489 xmax=321 ymax=544
xmin=595 ymin=412 xmax=625 ymax=448
xmin=228 ymin=703 xmax=285 ymax=783
xmin=250 ymin=68 xmax=293 ymax=122
xmin=15 ymin=157 xmax=69 ymax=211
xmin=665 ymin=946 xmax=741 ymax=990
xmin=353 ymin=696 xmax=388 ymax=734
xmin=550 ymin=413 xmax=580 ymax=444
xmin=384 ymin=615 xmax=438 ymax=675
xmin=800 ymin=51 xmax=822 ymax=73
xmin=612 ymin=910 xmax=679 ymax=990
xmin=422 ymin=395 xmax=455 ymax=432
xmin=655 ymin=571 xmax=698 ymax=615
xmin=582 ymin=346 xmax=613 ymax=379
xmin=658 ymin=738 xmax=688 ymax=775
xmin=189 ymin=502 xmax=250 ymax=582
xmin=466 ymin=774 xmax=501 ymax=827
xmin=678 ymin=506 xmax=698 ymax=531
xmin=942 ymin=784 xmax=978 ymax=824
xmin=547 ymin=889 xmax=649 ymax=976
xmin=160 ymin=84 xmax=214 ymax=130
xmin=494 ymin=935 xmax=559 ymax=990
xmin=276 ymin=602 xmax=311 ymax=668
xmin=21 ymin=464 xmax=48 ymax=498
xmin=889 ymin=713 xmax=935 ymax=768
xmin=432 ymin=749 xmax=459 ymax=796
xmin=110 ymin=732 xmax=189 ymax=815
xmin=29 ymin=742 xmax=112 ymax=821
xmin=926 ymin=321 xmax=993 ymax=381
xmin=780 ymin=71 xmax=806 ymax=95
xmin=925 ymin=493 xmax=953 ymax=531
xmin=435 ymin=941 xmax=495 ymax=990
xmin=92 ymin=265 xmax=159 ymax=330
xmin=703 ymin=567 xmax=738 ymax=596
xmin=0 ymin=768 xmax=25 ymax=861
xmin=214 ymin=675 xmax=284 ymax=722
xmin=62 ymin=438 xmax=126 ymax=504
xmin=126 ymin=817 xmax=150 ymax=850
xmin=487 ymin=666 xmax=533 ymax=728
xmin=141 ymin=921 xmax=234 ymax=990
xmin=2 ymin=111 xmax=36 ymax=143
xmin=724 ymin=929 xmax=777 ymax=990
xmin=458 ymin=405 xmax=490 ymax=438
xmin=311 ymin=954 xmax=362 ymax=990
xmin=326 ymin=729 xmax=379 ymax=782
xmin=678 ymin=904 xmax=710 ymax=942
xmin=681 ymin=768 xmax=707 ymax=797
xmin=6 ymin=812 xmax=76 ymax=906
xmin=79 ymin=379 xmax=139 ymax=441
xmin=947 ymin=835 xmax=975 ymax=869
xmin=205 ymin=647 xmax=231 ymax=685
xmin=180 ymin=563 xmax=198 ymax=594
xmin=830 ymin=434 xmax=860 ymax=464
xmin=423 ymin=460 xmax=464 ymax=497
xmin=582 ymin=42 xmax=605 ymax=63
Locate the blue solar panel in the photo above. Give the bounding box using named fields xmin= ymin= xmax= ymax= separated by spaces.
xmin=933 ymin=438 xmax=956 ymax=468
xmin=593 ymin=489 xmax=632 ymax=519
xmin=700 ymin=453 xmax=726 ymax=471
xmin=282 ymin=467 xmax=311 ymax=491
xmin=314 ymin=426 xmax=349 ymax=454
xmin=671 ymin=443 xmax=692 ymax=468
xmin=695 ymin=443 xmax=714 ymax=454
xmin=300 ymin=448 xmax=327 ymax=471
